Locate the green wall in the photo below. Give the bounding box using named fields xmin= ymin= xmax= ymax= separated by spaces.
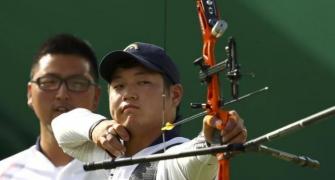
xmin=1 ymin=0 xmax=334 ymax=179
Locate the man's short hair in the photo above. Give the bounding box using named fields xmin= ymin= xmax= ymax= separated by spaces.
xmin=31 ymin=34 xmax=99 ymax=82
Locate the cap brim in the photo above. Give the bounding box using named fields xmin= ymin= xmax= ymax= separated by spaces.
xmin=99 ymin=51 xmax=161 ymax=83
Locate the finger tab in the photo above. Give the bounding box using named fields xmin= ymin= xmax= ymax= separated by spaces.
xmin=204 ymin=115 xmax=214 ymax=125
xmin=205 ymin=115 xmax=224 ymax=129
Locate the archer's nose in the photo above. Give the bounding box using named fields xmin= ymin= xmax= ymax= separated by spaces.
xmin=123 ymin=93 xmax=138 ymax=101
xmin=122 ymin=87 xmax=138 ymax=101
xmin=55 ymin=83 xmax=69 ymax=100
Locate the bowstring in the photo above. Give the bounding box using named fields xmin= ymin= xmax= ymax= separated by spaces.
xmin=161 ymin=0 xmax=168 ymax=152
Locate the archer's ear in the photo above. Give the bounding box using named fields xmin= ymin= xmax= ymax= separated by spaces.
xmin=170 ymin=84 xmax=183 ymax=106
xmin=27 ymin=82 xmax=33 ymax=108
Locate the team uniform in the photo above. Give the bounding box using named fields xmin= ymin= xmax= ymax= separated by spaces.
xmin=52 ymin=108 xmax=218 ymax=180
xmin=0 ymin=138 xmax=108 ymax=180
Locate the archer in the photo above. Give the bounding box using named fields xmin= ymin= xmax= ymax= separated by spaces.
xmin=51 ymin=42 xmax=247 ymax=179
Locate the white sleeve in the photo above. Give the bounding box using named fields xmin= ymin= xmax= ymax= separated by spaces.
xmin=157 ymin=135 xmax=218 ymax=180
xmin=51 ymin=108 xmax=110 ymax=162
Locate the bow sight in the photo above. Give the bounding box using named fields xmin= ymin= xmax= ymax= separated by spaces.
xmin=193 ymin=37 xmax=240 ymax=100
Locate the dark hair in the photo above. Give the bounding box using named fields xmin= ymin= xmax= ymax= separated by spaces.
xmin=30 ymin=34 xmax=99 ymax=82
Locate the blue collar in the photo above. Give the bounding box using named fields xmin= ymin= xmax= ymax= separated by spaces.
xmin=35 ymin=136 xmax=43 ymax=153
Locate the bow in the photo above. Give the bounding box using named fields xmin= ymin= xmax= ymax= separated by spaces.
xmin=193 ymin=1 xmax=239 ymax=179
xmin=82 ymin=1 xmax=335 ymax=179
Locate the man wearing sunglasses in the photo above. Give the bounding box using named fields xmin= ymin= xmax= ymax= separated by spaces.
xmin=0 ymin=34 xmax=108 ymax=179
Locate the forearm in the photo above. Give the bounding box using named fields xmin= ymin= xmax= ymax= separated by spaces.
xmin=157 ymin=135 xmax=218 ymax=179
xmin=51 ymin=108 xmax=109 ymax=162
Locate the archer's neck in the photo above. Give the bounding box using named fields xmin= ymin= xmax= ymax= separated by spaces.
xmin=124 ymin=130 xmax=161 ymax=156
xmin=40 ymin=126 xmax=73 ymax=166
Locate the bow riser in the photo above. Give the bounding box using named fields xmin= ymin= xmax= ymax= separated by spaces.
xmin=196 ymin=0 xmax=231 ymax=180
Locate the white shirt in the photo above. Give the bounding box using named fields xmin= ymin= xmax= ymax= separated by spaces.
xmin=52 ymin=108 xmax=218 ymax=180
xmin=0 ymin=144 xmax=109 ymax=180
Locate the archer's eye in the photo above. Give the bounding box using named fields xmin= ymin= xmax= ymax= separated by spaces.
xmin=37 ymin=76 xmax=60 ymax=90
xmin=67 ymin=78 xmax=91 ymax=91
xmin=112 ymin=83 xmax=124 ymax=91
xmin=138 ymin=80 xmax=151 ymax=85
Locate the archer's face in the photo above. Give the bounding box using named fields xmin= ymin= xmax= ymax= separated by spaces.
xmin=108 ymin=65 xmax=182 ymax=137
xmin=27 ymin=54 xmax=100 ymax=128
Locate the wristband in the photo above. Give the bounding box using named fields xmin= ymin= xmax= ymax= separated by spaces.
xmin=88 ymin=119 xmax=108 ymax=141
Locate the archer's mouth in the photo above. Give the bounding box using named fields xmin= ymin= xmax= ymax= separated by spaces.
xmin=121 ymin=104 xmax=139 ymax=113
xmin=56 ymin=106 xmax=69 ymax=113
xmin=52 ymin=105 xmax=73 ymax=117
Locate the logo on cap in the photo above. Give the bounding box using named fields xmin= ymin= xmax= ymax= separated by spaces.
xmin=124 ymin=43 xmax=139 ymax=51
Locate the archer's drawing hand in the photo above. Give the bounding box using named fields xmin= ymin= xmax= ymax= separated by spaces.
xmin=203 ymin=110 xmax=247 ymax=145
xmin=91 ymin=120 xmax=130 ymax=157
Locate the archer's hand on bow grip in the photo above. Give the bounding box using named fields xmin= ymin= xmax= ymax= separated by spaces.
xmin=203 ymin=111 xmax=247 ymax=145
